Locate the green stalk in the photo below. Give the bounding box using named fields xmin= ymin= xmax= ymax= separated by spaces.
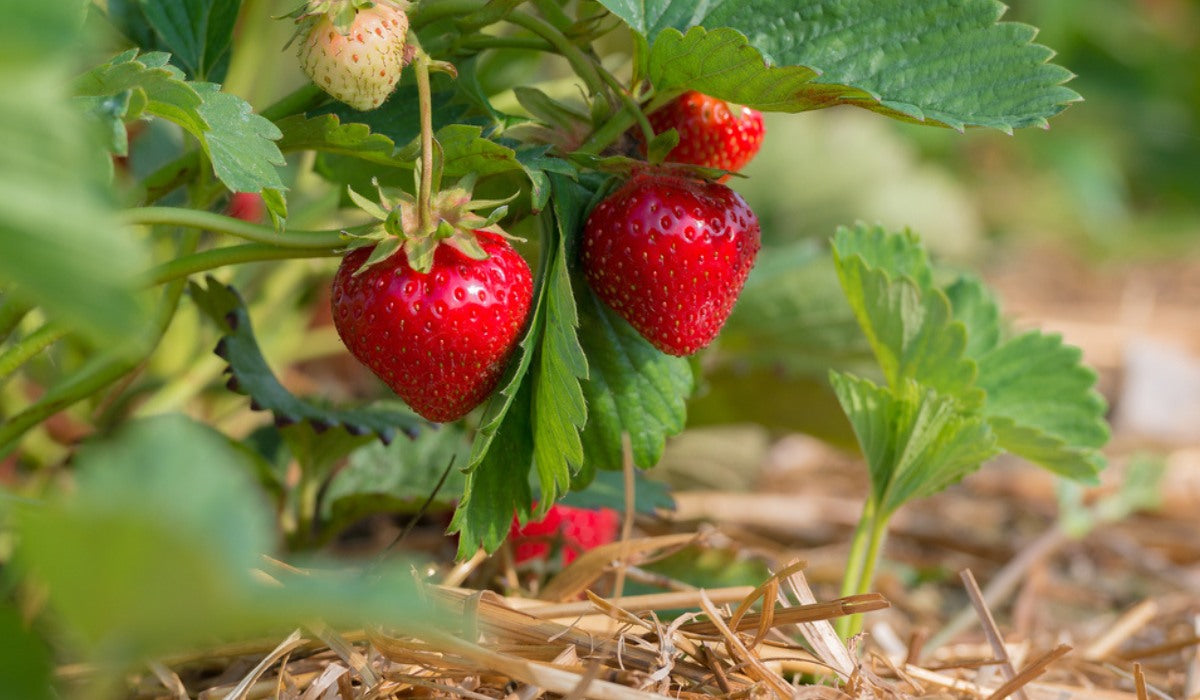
xmin=506 ymin=11 xmax=606 ymax=97
xmin=575 ymin=90 xmax=679 ymax=155
xmin=413 ymin=51 xmax=435 ymax=231
xmin=411 ymin=0 xmax=488 ymax=29
xmin=593 ymin=61 xmax=655 ymax=145
xmin=531 ymin=0 xmax=572 ymax=30
xmin=0 ymin=297 xmax=32 ymax=343
xmin=0 ymin=323 xmax=68 ymax=386
xmin=835 ymin=498 xmax=889 ymax=639
xmin=142 ymin=244 xmax=339 ymax=286
xmin=0 ymin=234 xmax=200 ymax=457
xmin=456 ymin=35 xmax=554 ymax=53
xmin=121 ymin=207 xmax=347 ymax=248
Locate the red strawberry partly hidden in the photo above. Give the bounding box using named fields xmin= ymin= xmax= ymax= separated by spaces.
xmin=331 ymin=232 xmax=532 ymax=422
xmin=225 ymin=192 xmax=264 ymax=223
xmin=509 ymin=505 xmax=620 ymax=565
xmin=297 ymin=1 xmax=410 ymax=111
xmin=647 ymin=92 xmax=765 ymax=179
xmin=582 ymin=171 xmax=761 ymax=356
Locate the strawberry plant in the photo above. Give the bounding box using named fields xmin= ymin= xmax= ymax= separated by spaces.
xmin=0 ymin=0 xmax=1111 ymax=691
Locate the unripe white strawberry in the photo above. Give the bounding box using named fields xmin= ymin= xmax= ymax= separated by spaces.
xmin=298 ymin=1 xmax=409 ymax=111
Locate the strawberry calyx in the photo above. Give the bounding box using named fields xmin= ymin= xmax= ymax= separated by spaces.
xmin=282 ymin=0 xmax=411 ymax=49
xmin=341 ymin=175 xmax=521 ymax=276
xmin=568 ymin=152 xmax=737 ymax=183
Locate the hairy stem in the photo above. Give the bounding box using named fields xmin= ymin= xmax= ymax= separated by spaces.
xmin=593 ymin=62 xmax=655 ymax=145
xmin=410 ymin=0 xmax=488 ymax=29
xmin=413 ymin=51 xmax=435 ymax=231
xmin=506 ymin=11 xmax=606 ymax=98
xmin=0 ymin=323 xmax=68 ymax=387
xmin=0 ymin=297 xmax=33 ymax=344
xmin=143 ymin=244 xmax=340 ymax=286
xmin=576 ymin=90 xmax=681 ymax=155
xmin=121 ymin=207 xmax=348 ymax=248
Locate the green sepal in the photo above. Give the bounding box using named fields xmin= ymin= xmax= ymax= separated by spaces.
xmin=442 ymin=231 xmax=489 ymax=261
xmin=645 ymin=128 xmax=680 ymax=164
xmin=347 ymin=186 xmax=389 ymax=221
xmin=354 ymin=236 xmax=403 ymax=275
xmin=403 ymin=235 xmax=438 ymax=274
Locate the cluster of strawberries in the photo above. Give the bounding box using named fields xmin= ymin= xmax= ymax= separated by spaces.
xmin=297 ymin=2 xmax=765 ymax=560
xmin=329 ymin=88 xmax=765 ymax=422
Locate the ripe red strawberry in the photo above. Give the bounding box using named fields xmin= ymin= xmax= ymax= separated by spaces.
xmin=582 ymin=171 xmax=761 ymax=356
xmin=225 ymin=192 xmax=264 ymax=223
xmin=297 ymin=1 xmax=409 ymax=111
xmin=509 ymin=505 xmax=620 ymax=565
xmin=330 ymin=231 xmax=532 ymax=422
xmin=647 ymin=92 xmax=765 ymax=179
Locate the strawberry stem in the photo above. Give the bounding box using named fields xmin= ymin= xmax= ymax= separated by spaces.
xmin=593 ymin=62 xmax=656 ymax=145
xmin=121 ymin=206 xmax=348 ymax=248
xmin=506 ymin=11 xmax=606 ymax=98
xmin=414 ymin=49 xmax=435 ymax=233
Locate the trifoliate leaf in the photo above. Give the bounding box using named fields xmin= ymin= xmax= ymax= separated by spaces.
xmin=600 ymin=0 xmax=1080 ymax=131
xmin=976 ymin=331 xmax=1109 ymax=482
xmin=190 ymin=277 xmax=426 ymax=444
xmin=449 ymin=378 xmax=535 ymax=557
xmin=831 ymin=372 xmax=999 ymax=515
xmin=832 ymin=224 xmax=980 ymax=406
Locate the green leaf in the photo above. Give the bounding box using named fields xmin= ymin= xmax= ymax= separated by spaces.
xmin=531 ymin=185 xmax=589 ymax=507
xmin=190 ymin=277 xmax=427 ymax=443
xmin=12 ymin=414 xmax=430 ymax=662
xmin=107 ymin=0 xmax=242 ymax=82
xmin=831 ymin=372 xmax=999 ymax=515
xmin=0 ymin=11 xmax=149 ymax=347
xmin=944 ymin=274 xmax=1002 ymax=359
xmin=76 ymin=51 xmax=286 ymax=197
xmin=576 ymin=289 xmax=693 ymax=476
xmin=75 ymin=50 xmax=206 ymax=136
xmin=321 ymin=425 xmax=470 ymax=541
xmin=449 ymin=177 xmax=589 ymax=556
xmin=0 ymin=605 xmax=53 ymax=700
xmin=449 ymin=378 xmax=535 ymax=556
xmin=605 ymin=1 xmax=1080 ymax=131
xmin=276 ymin=113 xmax=412 ymax=167
xmin=436 ymin=124 xmax=525 ymax=177
xmin=192 ymin=82 xmax=286 ymax=195
xmin=832 ymin=224 xmax=980 ymax=406
xmin=13 ymin=414 xmax=272 ymax=654
xmin=976 ymin=331 xmax=1109 ymax=481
